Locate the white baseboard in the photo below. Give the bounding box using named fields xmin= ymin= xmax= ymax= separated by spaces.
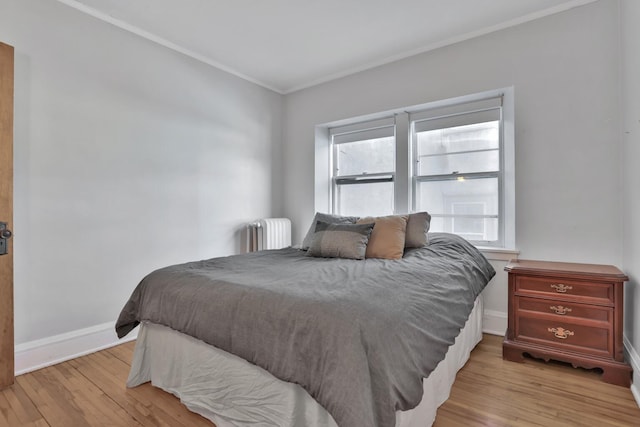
xmin=15 ymin=321 xmax=138 ymax=376
xmin=483 ymin=309 xmax=507 ymax=336
xmin=623 ymin=335 xmax=640 ymax=408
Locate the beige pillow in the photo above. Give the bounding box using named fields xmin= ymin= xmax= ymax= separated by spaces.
xmin=357 ymin=215 xmax=408 ymax=259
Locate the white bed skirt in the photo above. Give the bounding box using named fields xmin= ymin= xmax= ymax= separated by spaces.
xmin=127 ymin=296 xmax=484 ymax=427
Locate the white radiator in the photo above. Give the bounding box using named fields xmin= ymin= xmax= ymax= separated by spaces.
xmin=247 ymin=218 xmax=292 ymax=251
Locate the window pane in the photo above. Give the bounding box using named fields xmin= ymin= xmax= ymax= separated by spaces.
xmin=416 ymin=177 xmax=498 ymax=241
xmin=452 ymin=202 xmax=490 ymax=240
xmin=336 ymin=137 xmax=395 ymax=176
xmin=337 ymin=182 xmax=393 ymax=217
xmin=428 ymin=216 xmax=499 ymax=242
xmin=417 ymin=150 xmax=498 ymax=176
xmin=417 ymin=121 xmax=499 ymax=156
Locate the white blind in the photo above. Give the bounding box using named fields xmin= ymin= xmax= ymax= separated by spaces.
xmin=330 ymin=117 xmax=395 ymax=144
xmin=411 ymin=96 xmax=502 ymax=133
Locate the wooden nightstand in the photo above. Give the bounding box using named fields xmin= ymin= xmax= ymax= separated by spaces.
xmin=502 ymin=259 xmax=632 ymax=387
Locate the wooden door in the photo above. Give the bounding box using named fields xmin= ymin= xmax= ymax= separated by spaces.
xmin=0 ymin=41 xmax=14 ymax=389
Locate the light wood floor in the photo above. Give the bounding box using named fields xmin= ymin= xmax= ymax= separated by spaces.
xmin=1 ymin=334 xmax=638 ymax=426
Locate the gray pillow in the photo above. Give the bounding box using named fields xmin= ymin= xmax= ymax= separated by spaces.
xmin=307 ymin=221 xmax=374 ymax=260
xmin=301 ymin=212 xmax=358 ymax=250
xmin=405 ymin=212 xmax=432 ymax=248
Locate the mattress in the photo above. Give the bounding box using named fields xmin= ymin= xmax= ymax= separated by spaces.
xmin=126 ymin=295 xmax=484 ymax=427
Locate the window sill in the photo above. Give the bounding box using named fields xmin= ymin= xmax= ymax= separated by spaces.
xmin=476 ymin=246 xmax=519 ymax=262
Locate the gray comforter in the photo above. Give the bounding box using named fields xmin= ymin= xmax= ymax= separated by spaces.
xmin=116 ymin=233 xmax=495 ymax=427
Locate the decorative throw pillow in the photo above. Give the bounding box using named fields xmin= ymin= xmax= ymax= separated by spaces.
xmin=301 ymin=212 xmax=358 ymax=250
xmin=306 ymin=221 xmax=374 ymax=260
xmin=357 ymin=215 xmax=408 ymax=260
xmin=405 ymin=212 xmax=432 ymax=248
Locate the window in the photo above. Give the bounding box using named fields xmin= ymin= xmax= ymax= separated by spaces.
xmin=411 ymin=97 xmax=503 ymax=246
xmin=318 ymin=88 xmax=515 ymax=249
xmin=330 ymin=118 xmax=395 ymax=217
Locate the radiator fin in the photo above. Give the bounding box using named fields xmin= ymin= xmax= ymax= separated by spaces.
xmin=247 ymin=218 xmax=291 ymax=251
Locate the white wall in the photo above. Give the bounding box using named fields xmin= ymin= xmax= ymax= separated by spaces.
xmin=283 ymin=1 xmax=622 ymax=322
xmin=621 ymin=0 xmax=640 ymax=400
xmin=1 ymin=0 xmax=283 ymax=347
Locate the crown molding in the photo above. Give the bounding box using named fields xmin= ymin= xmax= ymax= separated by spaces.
xmin=53 ymin=0 xmax=285 ymax=94
xmin=55 ymin=0 xmax=598 ymax=95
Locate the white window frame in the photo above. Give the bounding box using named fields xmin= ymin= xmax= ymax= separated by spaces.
xmin=314 ymin=87 xmax=515 ymax=250
xmin=410 ymin=95 xmax=504 ymax=247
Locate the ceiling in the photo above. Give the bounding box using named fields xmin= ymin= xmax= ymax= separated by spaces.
xmin=61 ymin=0 xmax=596 ymax=94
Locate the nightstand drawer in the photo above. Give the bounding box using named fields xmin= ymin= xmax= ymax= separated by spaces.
xmin=516 ymin=316 xmax=611 ymax=358
xmin=516 ymin=297 xmax=612 ymax=322
xmin=515 ymin=276 xmax=613 ymax=305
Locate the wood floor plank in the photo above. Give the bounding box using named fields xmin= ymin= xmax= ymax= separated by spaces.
xmin=54 ymin=361 xmax=142 ymax=427
xmin=434 ymin=334 xmax=640 ymax=426
xmin=0 ymin=380 xmax=46 ymax=426
xmin=68 ymin=349 xmax=213 ymax=427
xmin=7 ymin=333 xmax=639 ymax=427
xmin=14 ymin=361 xmax=141 ymax=427
xmin=0 ymin=392 xmax=28 ymax=426
xmin=15 ymin=372 xmax=86 ymax=427
xmin=105 ymin=341 xmax=136 ymax=365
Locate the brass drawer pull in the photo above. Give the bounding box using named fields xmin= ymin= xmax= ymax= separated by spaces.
xmin=550 ymin=305 xmax=572 ymax=315
xmin=550 ymin=283 xmax=572 ymax=293
xmin=548 ymin=327 xmax=574 ymax=339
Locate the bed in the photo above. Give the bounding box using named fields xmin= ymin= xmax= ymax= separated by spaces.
xmin=116 ymin=231 xmax=495 ymax=427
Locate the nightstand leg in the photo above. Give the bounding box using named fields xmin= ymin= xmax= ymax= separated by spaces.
xmin=502 ymin=339 xmax=525 ymax=362
xmin=601 ymin=365 xmax=632 ymax=387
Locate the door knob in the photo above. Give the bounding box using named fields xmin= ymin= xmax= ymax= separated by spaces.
xmin=0 ymin=222 xmax=12 ymax=255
